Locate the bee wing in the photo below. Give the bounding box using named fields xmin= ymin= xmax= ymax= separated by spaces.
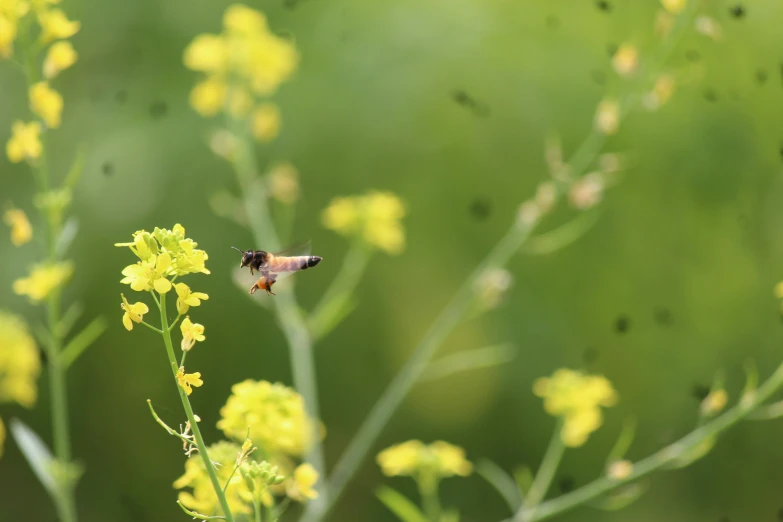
xmin=231 ymin=262 xmax=301 ymax=297
xmin=272 ymin=240 xmax=312 ymax=257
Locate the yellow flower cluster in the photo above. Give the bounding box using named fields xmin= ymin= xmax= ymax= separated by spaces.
xmin=13 ymin=261 xmax=73 ymax=302
xmin=3 ymin=207 xmax=32 ymax=246
xmin=2 ymin=0 xmax=79 ymax=163
xmin=533 ymin=368 xmax=617 ymax=447
xmin=218 ymin=379 xmax=319 ymax=457
xmin=377 ymin=440 xmax=472 ymax=479
xmin=183 ymin=3 xmax=297 ymax=142
xmin=0 ymin=310 xmax=40 ymax=408
xmin=115 ymin=224 xmax=210 ymax=295
xmin=322 ymin=191 xmax=406 ymax=254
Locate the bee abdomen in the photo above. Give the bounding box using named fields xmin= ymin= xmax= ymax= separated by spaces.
xmin=298 ymin=256 xmax=322 ymax=270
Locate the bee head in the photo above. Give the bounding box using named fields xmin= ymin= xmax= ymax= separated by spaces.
xmin=232 ymin=247 xmax=256 ymax=268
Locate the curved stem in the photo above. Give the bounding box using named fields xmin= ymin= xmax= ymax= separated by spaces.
xmin=517 ymin=422 xmax=565 ymax=519
xmin=158 ymin=292 xmax=235 ymax=522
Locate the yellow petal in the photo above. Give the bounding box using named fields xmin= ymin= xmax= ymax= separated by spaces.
xmin=154 ymin=277 xmax=172 ymax=294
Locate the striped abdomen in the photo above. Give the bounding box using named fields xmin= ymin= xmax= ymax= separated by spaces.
xmin=270 ymin=255 xmax=322 ymax=272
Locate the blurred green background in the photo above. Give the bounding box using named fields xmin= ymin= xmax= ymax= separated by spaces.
xmin=3 ymin=0 xmax=783 ymax=521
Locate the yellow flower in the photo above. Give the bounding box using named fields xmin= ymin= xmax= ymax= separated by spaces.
xmin=120 ymin=253 xmax=172 ymax=294
xmin=175 ymin=283 xmax=209 ymax=315
xmin=183 ymin=34 xmax=227 ymax=73
xmin=700 ymin=389 xmax=728 ymax=416
xmin=175 ymin=441 xmax=253 ymax=516
xmin=6 ymin=121 xmax=42 ymax=163
xmin=0 ymin=311 xmax=40 ymax=408
xmin=660 ymin=0 xmax=686 ymax=14
xmin=612 ymin=43 xmax=638 ymax=77
xmin=775 ymin=281 xmax=783 ymax=299
xmin=176 ymin=367 xmax=203 ymax=396
xmin=533 ymin=369 xmax=617 ymax=447
xmin=180 ymin=316 xmax=205 ymax=352
xmin=37 ymin=8 xmax=79 ymax=44
xmin=189 ymin=76 xmax=227 ymax=117
xmin=594 ymin=99 xmax=619 ymax=135
xmin=3 ymin=207 xmax=33 ymax=246
xmin=287 ymin=463 xmax=319 ymax=502
xmin=251 ymin=103 xmax=280 ymax=142
xmin=322 ymin=191 xmax=406 ymax=255
xmin=43 ymin=40 xmax=77 ymax=79
xmin=0 ymin=14 xmax=17 ymax=58
xmin=120 ymin=294 xmax=149 ymax=331
xmin=218 ymin=380 xmax=318 ymax=458
xmin=13 ymin=261 xmax=73 ymax=302
xmin=223 ymin=4 xmax=267 ymax=35
xmin=377 ymin=440 xmax=472 ymax=479
xmin=29 ymin=82 xmax=63 ymax=129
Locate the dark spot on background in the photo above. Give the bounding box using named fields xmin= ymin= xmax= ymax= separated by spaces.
xmin=469 ymin=198 xmax=492 ymax=221
xmin=149 ymin=100 xmax=168 ymax=119
xmin=102 ymin=161 xmax=114 ymax=177
xmin=685 ymin=49 xmax=701 ymax=62
xmin=115 ymin=90 xmax=127 ymax=104
xmin=590 ymin=69 xmax=606 ymax=85
xmin=653 ymin=307 xmax=672 ymax=326
xmin=582 ymin=347 xmax=599 ymax=365
xmin=778 ymin=507 xmax=783 ymax=521
xmin=595 ymin=0 xmax=611 ymax=12
xmin=614 ymin=315 xmax=630 ymax=334
xmin=39 ymin=348 xmax=48 ymax=366
xmin=703 ymin=88 xmax=719 ymax=102
xmin=728 ymin=5 xmax=745 ymax=18
xmin=558 ymin=476 xmax=575 ymax=493
xmin=756 ymin=69 xmax=768 ymax=84
xmin=607 ymin=43 xmax=618 ymax=57
xmin=691 ymin=384 xmax=710 ymax=401
xmin=450 ymin=90 xmax=491 ymax=118
xmin=545 ymin=15 xmax=560 ymax=29
xmin=779 ymin=144 xmax=783 ymax=160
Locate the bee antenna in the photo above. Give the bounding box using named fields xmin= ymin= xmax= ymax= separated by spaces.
xmin=231 ymin=246 xmax=244 ymax=254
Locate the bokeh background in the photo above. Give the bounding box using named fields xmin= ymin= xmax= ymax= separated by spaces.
xmin=2 ymin=0 xmax=783 ymax=521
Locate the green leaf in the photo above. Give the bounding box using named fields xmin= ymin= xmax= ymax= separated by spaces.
xmin=664 ymin=436 xmax=716 ymax=469
xmin=9 ymin=418 xmax=57 ymax=497
xmin=60 ymin=316 xmax=107 ymax=369
xmin=57 ymin=301 xmax=84 ymax=339
xmin=54 ymin=217 xmax=79 ymax=258
xmin=589 ymin=482 xmax=647 ymax=511
xmin=376 ymin=486 xmax=428 ymax=522
xmin=420 ymin=344 xmax=516 ymax=382
xmin=513 ymin=465 xmax=535 ymax=498
xmin=476 ymin=459 xmax=522 ymax=511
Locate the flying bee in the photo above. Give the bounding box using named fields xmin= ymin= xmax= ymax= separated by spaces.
xmin=232 ymin=243 xmax=322 ymax=296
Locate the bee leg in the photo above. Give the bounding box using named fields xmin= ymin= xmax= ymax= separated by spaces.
xmin=265 ymin=274 xmax=277 ymax=296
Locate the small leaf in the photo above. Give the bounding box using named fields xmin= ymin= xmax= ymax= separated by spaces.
xmin=54 ymin=217 xmax=79 ymax=258
xmin=522 ymin=209 xmax=602 ymax=255
xmin=421 ymin=344 xmax=516 ymax=382
xmin=57 ymin=301 xmax=84 ymax=339
xmin=376 ymin=486 xmax=428 ymax=522
xmin=60 ymin=316 xmax=107 ymax=369
xmin=308 ymin=293 xmax=357 ymax=341
xmin=589 ymin=481 xmax=647 ymax=511
xmin=606 ymin=417 xmax=636 ymax=466
xmin=476 ymin=459 xmax=523 ymax=511
xmin=513 ymin=465 xmax=535 ymax=497
xmin=9 ymin=418 xmax=56 ymax=497
xmin=665 ymin=436 xmax=716 ymax=469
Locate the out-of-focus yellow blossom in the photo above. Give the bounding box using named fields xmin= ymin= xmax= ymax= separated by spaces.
xmin=695 ymin=16 xmax=722 ymax=41
xmin=655 ymin=10 xmax=674 ymax=38
xmin=120 ymin=294 xmax=149 ymax=331
xmin=6 ymin=120 xmax=42 ymax=163
xmin=218 ymin=380 xmax=319 ymax=457
xmin=643 ymin=74 xmax=676 ymax=110
xmin=0 ymin=14 xmax=17 ymax=58
xmin=607 ymin=460 xmax=633 ymax=480
xmin=120 ymin=253 xmax=173 ymax=293
xmin=43 ymin=40 xmax=77 ymax=79
xmin=175 ymin=283 xmax=209 ymax=315
xmin=180 ymin=316 xmax=205 ymax=352
xmin=13 ymin=261 xmax=73 ymax=302
xmin=29 ymin=81 xmax=63 ymax=128
xmin=251 ymin=102 xmax=280 ymax=142
xmin=569 ymin=172 xmax=604 ymax=210
xmin=0 ymin=311 xmax=40 ymax=408
xmin=189 ymin=76 xmax=227 ymax=117
xmin=322 ymin=191 xmax=406 ymax=255
xmin=612 ymin=43 xmax=638 ymax=77
xmin=774 ymin=281 xmax=783 ymax=299
xmin=37 ymin=8 xmax=80 ymax=44
xmin=517 ymin=200 xmax=540 ymax=228
xmin=268 ymin=162 xmax=300 ymax=204
xmin=700 ymin=389 xmax=728 ymax=416
xmin=377 ymin=440 xmax=472 ymax=478
xmin=286 ymin=463 xmax=319 ymax=502
xmin=3 ymin=207 xmax=32 ymax=246
xmin=176 ymin=367 xmax=203 ymax=396
xmin=533 ymin=368 xmax=617 ymax=447
xmin=184 ymin=4 xmax=298 ymax=119
xmin=175 ymin=440 xmax=253 ymax=516
xmin=660 ymin=0 xmax=686 ymax=15
xmin=595 ymin=99 xmax=620 ymax=135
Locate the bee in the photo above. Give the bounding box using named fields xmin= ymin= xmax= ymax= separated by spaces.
xmin=232 ymin=244 xmax=322 ymax=296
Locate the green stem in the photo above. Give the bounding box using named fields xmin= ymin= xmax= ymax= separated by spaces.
xmin=513 ymin=358 xmax=783 ymax=522
xmin=418 ymin=475 xmax=441 ymax=522
xmin=519 ymin=423 xmax=566 ymax=517
xmin=231 ymin=132 xmax=328 ymax=516
xmin=254 ymin=497 xmax=262 ymax=522
xmin=158 ymin=292 xmax=235 ymax=522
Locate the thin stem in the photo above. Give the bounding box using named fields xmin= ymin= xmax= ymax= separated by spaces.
xmin=512 ymin=358 xmax=783 ymax=522
xmin=519 ymin=423 xmax=565 ymax=518
xmin=231 ymin=131 xmax=327 ymax=516
xmin=138 ymin=320 xmax=163 ymax=335
xmin=418 ymin=475 xmax=441 ymax=522
xmin=158 ymin=292 xmax=236 ymax=522
xmin=254 ymin=498 xmax=262 ymax=522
